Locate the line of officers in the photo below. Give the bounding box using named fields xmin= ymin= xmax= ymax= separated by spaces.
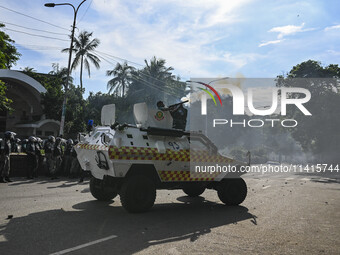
xmin=0 ymin=131 xmax=83 ymax=183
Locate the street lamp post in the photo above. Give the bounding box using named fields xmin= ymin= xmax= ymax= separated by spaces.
xmin=45 ymin=0 xmax=87 ymax=136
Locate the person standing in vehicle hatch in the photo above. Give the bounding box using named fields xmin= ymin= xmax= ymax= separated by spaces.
xmin=157 ymin=101 xmax=188 ymax=130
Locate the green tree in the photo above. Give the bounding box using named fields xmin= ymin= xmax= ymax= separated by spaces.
xmin=143 ymin=56 xmax=175 ymax=81
xmin=23 ymin=65 xmax=86 ymax=136
xmin=106 ymin=61 xmax=135 ymax=96
xmin=126 ymin=56 xmax=186 ymax=105
xmin=23 ymin=66 xmax=65 ymax=121
xmin=84 ymin=92 xmax=113 ymax=125
xmin=49 ymin=63 xmax=73 ymax=90
xmin=22 ymin=67 xmax=36 ymax=73
xmin=62 ymin=31 xmax=101 ymax=90
xmin=0 ymin=23 xmax=20 ymax=112
xmin=0 ymin=80 xmax=12 ymax=111
xmin=64 ymin=84 xmax=86 ymax=135
xmin=0 ymin=23 xmax=21 ymax=69
xmin=277 ymin=60 xmax=340 ymax=163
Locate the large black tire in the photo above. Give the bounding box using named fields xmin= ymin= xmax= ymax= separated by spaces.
xmin=183 ymin=184 xmax=205 ymax=197
xmin=90 ymin=177 xmax=118 ymax=201
xmin=120 ymin=175 xmax=156 ymax=213
xmin=217 ymin=178 xmax=247 ymax=205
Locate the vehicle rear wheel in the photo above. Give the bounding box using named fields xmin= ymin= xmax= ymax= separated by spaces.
xmin=120 ymin=175 xmax=156 ymax=213
xmin=183 ymin=184 xmax=205 ymax=197
xmin=90 ymin=177 xmax=118 ymax=201
xmin=217 ymin=178 xmax=247 ymax=205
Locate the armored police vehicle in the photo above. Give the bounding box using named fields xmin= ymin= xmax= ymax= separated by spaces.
xmin=75 ymin=102 xmax=248 ymax=213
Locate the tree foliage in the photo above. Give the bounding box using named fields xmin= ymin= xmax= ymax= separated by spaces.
xmin=125 ymin=56 xmax=187 ymax=106
xmin=0 ymin=23 xmax=21 ymax=69
xmin=0 ymin=23 xmax=20 ymax=112
xmin=0 ymin=79 xmax=13 ymax=112
xmin=277 ymin=60 xmax=340 ymax=163
xmin=22 ymin=66 xmax=65 ymax=121
xmin=107 ymin=61 xmax=135 ymax=96
xmin=62 ymin=31 xmax=101 ymax=90
xmin=23 ymin=65 xmax=85 ymax=136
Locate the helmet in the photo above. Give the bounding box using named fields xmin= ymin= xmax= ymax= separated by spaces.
xmin=55 ymin=137 xmax=62 ymax=144
xmin=157 ymin=101 xmax=165 ymax=108
xmin=36 ymin=137 xmax=43 ymax=143
xmin=4 ymin=131 xmax=15 ymax=140
xmin=48 ymin=135 xmax=55 ymax=143
xmin=29 ymin=136 xmax=36 ymax=142
xmin=67 ymin=139 xmax=74 ymax=145
xmin=15 ymin=138 xmax=21 ymax=144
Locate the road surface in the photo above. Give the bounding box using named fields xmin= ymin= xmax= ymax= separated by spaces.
xmin=0 ymin=171 xmax=339 ymax=254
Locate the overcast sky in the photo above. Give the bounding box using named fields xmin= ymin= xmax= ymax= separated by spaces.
xmin=1 ymin=0 xmax=339 ymax=97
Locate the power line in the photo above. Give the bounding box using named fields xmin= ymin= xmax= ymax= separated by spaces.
xmin=14 ymin=46 xmax=64 ymax=51
xmin=96 ymin=52 xmax=168 ymax=94
xmin=94 ymin=50 xmax=185 ymax=94
xmin=15 ymin=48 xmax=62 ymax=51
xmin=3 ymin=28 xmax=69 ymax=42
xmin=95 ymin=51 xmax=176 ymax=94
xmin=95 ymin=52 xmax=179 ymax=97
xmin=14 ymin=43 xmax=64 ymax=49
xmin=77 ymin=0 xmax=93 ymax=25
xmin=130 ymin=73 xmax=180 ymax=97
xmin=0 ymin=5 xmax=69 ymax=31
xmin=0 ymin=21 xmax=68 ymax=36
xmin=95 ymin=50 xmax=144 ymax=68
xmin=96 ymin=50 xmax=185 ymax=95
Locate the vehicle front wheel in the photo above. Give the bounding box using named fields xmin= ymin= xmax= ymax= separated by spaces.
xmin=183 ymin=184 xmax=205 ymax=197
xmin=120 ymin=175 xmax=156 ymax=213
xmin=90 ymin=177 xmax=118 ymax=201
xmin=217 ymin=178 xmax=247 ymax=205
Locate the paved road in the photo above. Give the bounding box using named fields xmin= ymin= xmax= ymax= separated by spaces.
xmin=0 ymin=171 xmax=339 ymax=255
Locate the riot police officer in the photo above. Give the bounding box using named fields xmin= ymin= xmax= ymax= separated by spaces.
xmin=0 ymin=131 xmax=15 ymax=183
xmin=13 ymin=138 xmax=21 ymax=153
xmin=63 ymin=139 xmax=73 ymax=177
xmin=26 ymin=136 xmax=37 ymax=179
xmin=34 ymin=137 xmax=43 ymax=177
xmin=51 ymin=137 xmax=63 ymax=180
xmin=44 ymin=136 xmax=55 ymax=178
xmin=21 ymin=139 xmax=28 ymax=153
xmin=69 ymin=140 xmax=83 ymax=182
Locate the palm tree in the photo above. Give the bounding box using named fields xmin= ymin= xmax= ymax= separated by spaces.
xmin=140 ymin=57 xmax=181 ymax=102
xmin=49 ymin=63 xmax=73 ymax=89
xmin=143 ymin=56 xmax=175 ymax=81
xmin=22 ymin=67 xmax=36 ymax=73
xmin=106 ymin=62 xmax=135 ymax=96
xmin=62 ymin=31 xmax=100 ymax=90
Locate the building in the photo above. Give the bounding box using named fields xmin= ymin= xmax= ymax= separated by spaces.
xmin=0 ymin=69 xmax=60 ymax=138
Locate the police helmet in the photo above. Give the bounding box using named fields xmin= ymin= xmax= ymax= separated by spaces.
xmin=4 ymin=131 xmax=15 ymax=140
xmin=28 ymin=136 xmax=37 ymax=142
xmin=48 ymin=135 xmax=56 ymax=143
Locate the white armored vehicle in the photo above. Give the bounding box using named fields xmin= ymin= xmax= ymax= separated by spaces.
xmin=75 ymin=102 xmax=248 ymax=213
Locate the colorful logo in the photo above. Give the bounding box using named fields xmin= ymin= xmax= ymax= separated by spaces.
xmin=155 ymin=111 xmax=164 ymax=121
xmin=196 ymin=82 xmax=223 ymax=106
